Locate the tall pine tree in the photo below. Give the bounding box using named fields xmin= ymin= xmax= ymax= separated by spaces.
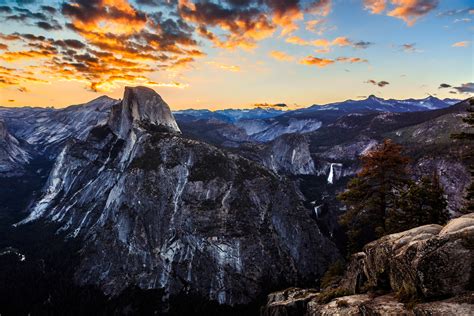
xmin=338 ymin=139 xmax=410 ymax=253
xmin=386 ymin=173 xmax=449 ymax=233
xmin=451 ymin=98 xmax=474 ymax=213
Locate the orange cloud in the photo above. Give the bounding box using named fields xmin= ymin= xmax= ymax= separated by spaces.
xmin=269 ymin=50 xmax=295 ymax=62
xmin=364 ymin=0 xmax=386 ymax=14
xmin=0 ymin=0 xmax=205 ymax=93
xmin=332 ymin=36 xmax=352 ymax=46
xmin=0 ymin=49 xmax=55 ymax=61
xmin=0 ymin=65 xmax=48 ymax=92
xmin=286 ymin=36 xmax=311 ymax=46
xmin=363 ymin=0 xmax=438 ymax=26
xmin=306 ymin=0 xmax=332 ymax=16
xmin=388 ymin=0 xmax=438 ymax=26
xmin=179 ymin=0 xmax=332 ymax=49
xmin=179 ymin=0 xmax=277 ymax=50
xmin=452 ymin=41 xmax=470 ymax=47
xmin=286 ymin=36 xmax=364 ymax=50
xmin=272 ymin=6 xmax=304 ymax=36
xmin=63 ymin=0 xmax=147 ymax=36
xmin=300 ymin=56 xmax=335 ymax=67
xmin=300 ymin=55 xmax=369 ymax=67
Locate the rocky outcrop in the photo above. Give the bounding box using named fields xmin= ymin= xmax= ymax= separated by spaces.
xmin=264 ymin=290 xmax=474 ymax=315
xmin=340 ymin=213 xmax=474 ymax=299
xmin=253 ymin=134 xmax=316 ymax=175
xmin=20 ymin=87 xmax=339 ymax=306
xmin=0 ymin=120 xmax=31 ymax=176
xmin=108 ymin=86 xmax=180 ymax=138
xmin=262 ymin=288 xmax=319 ymax=316
xmin=307 ymin=293 xmax=474 ymax=315
xmin=317 ymin=137 xmax=378 ymax=161
xmin=262 ymin=214 xmax=474 ymax=315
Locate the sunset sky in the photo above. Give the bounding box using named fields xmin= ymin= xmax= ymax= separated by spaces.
xmin=0 ymin=0 xmax=472 ymax=110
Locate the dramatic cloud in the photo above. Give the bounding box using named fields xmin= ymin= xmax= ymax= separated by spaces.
xmin=40 ymin=6 xmax=57 ymax=15
xmin=0 ymin=6 xmax=12 ymax=14
xmin=452 ymin=41 xmax=470 ymax=47
xmin=0 ymin=0 xmax=454 ymax=100
xmin=366 ymin=79 xmax=390 ymax=87
xmin=364 ymin=0 xmax=438 ymax=26
xmin=0 ymin=0 xmax=204 ymax=92
xmin=269 ymin=50 xmax=295 ymax=62
xmin=0 ymin=5 xmax=62 ymax=30
xmin=452 ymin=83 xmax=474 ymax=94
xmin=178 ymin=0 xmax=333 ymax=49
xmin=36 ymin=21 xmax=62 ymax=31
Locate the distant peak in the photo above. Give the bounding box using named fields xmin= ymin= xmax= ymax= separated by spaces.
xmin=107 ymin=86 xmax=180 ymax=139
xmin=367 ymin=94 xmax=383 ymax=101
xmin=96 ymin=95 xmax=115 ymax=101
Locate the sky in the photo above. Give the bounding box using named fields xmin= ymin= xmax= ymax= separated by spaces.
xmin=0 ymin=0 xmax=472 ymax=110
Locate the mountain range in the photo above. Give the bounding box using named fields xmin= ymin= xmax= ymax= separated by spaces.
xmin=0 ymin=89 xmax=471 ymax=314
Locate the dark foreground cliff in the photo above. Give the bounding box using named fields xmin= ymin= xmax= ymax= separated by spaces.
xmin=8 ymin=86 xmax=339 ymax=314
xmin=262 ymin=213 xmax=474 ymax=315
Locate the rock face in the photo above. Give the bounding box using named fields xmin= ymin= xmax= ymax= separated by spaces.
xmin=21 ymin=87 xmax=339 ymax=306
xmin=262 ymin=214 xmax=474 ymax=315
xmin=306 ymin=293 xmax=474 ymax=316
xmin=340 ymin=213 xmax=474 ymax=299
xmin=108 ymin=86 xmax=180 ymax=138
xmin=239 ymin=134 xmax=316 ymax=175
xmin=262 ymin=134 xmax=316 ymax=175
xmin=263 ymin=292 xmax=474 ymax=315
xmin=0 ymin=120 xmax=31 ymax=175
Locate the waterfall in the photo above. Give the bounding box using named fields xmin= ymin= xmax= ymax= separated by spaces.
xmin=327 ymin=162 xmax=342 ymax=184
xmin=314 ymin=205 xmax=322 ymax=218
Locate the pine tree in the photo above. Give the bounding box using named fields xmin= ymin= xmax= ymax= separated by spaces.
xmin=386 ymin=172 xmax=449 ymax=233
xmin=451 ymin=98 xmax=474 ymax=213
xmin=338 ymin=139 xmax=410 ymax=253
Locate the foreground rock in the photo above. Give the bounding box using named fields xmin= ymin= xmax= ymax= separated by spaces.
xmin=19 ymin=86 xmax=339 ymax=307
xmin=264 ymin=291 xmax=474 ymax=316
xmin=262 ymin=214 xmax=474 ymax=315
xmin=341 ymin=213 xmax=474 ymax=299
